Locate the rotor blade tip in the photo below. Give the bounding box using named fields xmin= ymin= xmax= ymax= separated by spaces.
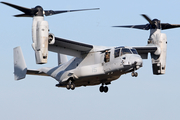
xmin=141 ymin=14 xmax=146 ymax=16
xmin=88 ymin=8 xmax=100 ymax=10
xmin=1 ymin=1 xmax=9 ymax=4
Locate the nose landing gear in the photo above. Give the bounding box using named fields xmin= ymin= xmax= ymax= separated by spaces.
xmin=131 ymin=71 xmax=138 ymax=77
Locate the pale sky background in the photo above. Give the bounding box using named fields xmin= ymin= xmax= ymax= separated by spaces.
xmin=1 ymin=0 xmax=180 ymax=120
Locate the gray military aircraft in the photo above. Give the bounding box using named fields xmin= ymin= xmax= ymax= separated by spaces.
xmin=2 ymin=2 xmax=180 ymax=93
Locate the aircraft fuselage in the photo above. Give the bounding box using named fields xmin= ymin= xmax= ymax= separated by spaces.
xmin=43 ymin=46 xmax=143 ymax=87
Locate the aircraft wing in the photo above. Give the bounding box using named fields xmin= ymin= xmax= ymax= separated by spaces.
xmin=49 ymin=37 xmax=93 ymax=58
xmin=133 ymin=46 xmax=157 ymax=59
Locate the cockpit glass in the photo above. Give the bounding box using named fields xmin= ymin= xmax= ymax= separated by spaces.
xmin=114 ymin=49 xmax=120 ymax=58
xmin=131 ymin=49 xmax=138 ymax=54
xmin=121 ymin=48 xmax=132 ymax=55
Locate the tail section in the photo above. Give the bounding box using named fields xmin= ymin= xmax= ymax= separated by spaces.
xmin=13 ymin=47 xmax=27 ymax=80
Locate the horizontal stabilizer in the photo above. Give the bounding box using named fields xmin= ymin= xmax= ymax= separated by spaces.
xmin=27 ymin=69 xmax=48 ymax=76
xmin=14 ymin=47 xmax=27 ymax=80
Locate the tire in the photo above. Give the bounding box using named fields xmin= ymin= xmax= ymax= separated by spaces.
xmin=71 ymin=83 xmax=75 ymax=90
xmin=99 ymin=86 xmax=104 ymax=92
xmin=104 ymin=86 xmax=108 ymax=93
xmin=131 ymin=72 xmax=135 ymax=77
xmin=66 ymin=84 xmax=71 ymax=90
xmin=135 ymin=72 xmax=138 ymax=77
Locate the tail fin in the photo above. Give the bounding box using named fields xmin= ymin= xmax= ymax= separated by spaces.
xmin=14 ymin=47 xmax=27 ymax=80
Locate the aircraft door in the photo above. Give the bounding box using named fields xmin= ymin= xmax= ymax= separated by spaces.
xmin=103 ymin=50 xmax=112 ymax=73
xmin=104 ymin=51 xmax=110 ymax=63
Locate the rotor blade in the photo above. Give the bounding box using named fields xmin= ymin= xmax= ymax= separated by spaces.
xmin=1 ymin=2 xmax=34 ymax=15
xmin=45 ymin=8 xmax=99 ymax=16
xmin=161 ymin=23 xmax=180 ymax=30
xmin=113 ymin=24 xmax=150 ymax=30
xmin=141 ymin=14 xmax=153 ymax=25
xmin=14 ymin=14 xmax=33 ymax=17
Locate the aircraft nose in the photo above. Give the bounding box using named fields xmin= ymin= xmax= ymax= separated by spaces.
xmin=134 ymin=56 xmax=143 ymax=68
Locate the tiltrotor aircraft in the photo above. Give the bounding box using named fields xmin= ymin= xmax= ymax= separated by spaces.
xmin=2 ymin=2 xmax=180 ymax=93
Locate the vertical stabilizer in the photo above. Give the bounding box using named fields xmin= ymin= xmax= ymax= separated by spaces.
xmin=14 ymin=47 xmax=27 ymax=80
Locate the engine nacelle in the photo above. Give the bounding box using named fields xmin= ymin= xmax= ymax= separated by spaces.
xmin=32 ymin=17 xmax=49 ymax=64
xmin=149 ymin=32 xmax=167 ymax=75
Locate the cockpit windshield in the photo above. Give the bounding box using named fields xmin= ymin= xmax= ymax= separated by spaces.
xmin=121 ymin=48 xmax=132 ymax=55
xmin=131 ymin=49 xmax=138 ymax=54
xmin=114 ymin=48 xmax=138 ymax=58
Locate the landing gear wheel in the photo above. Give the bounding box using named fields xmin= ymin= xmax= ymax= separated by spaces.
xmin=132 ymin=72 xmax=138 ymax=77
xmin=100 ymin=86 xmax=104 ymax=92
xmin=134 ymin=72 xmax=138 ymax=77
xmin=104 ymin=86 xmax=108 ymax=93
xmin=131 ymin=72 xmax=135 ymax=77
xmin=70 ymin=83 xmax=75 ymax=90
xmin=66 ymin=84 xmax=71 ymax=90
xmin=99 ymin=85 xmax=109 ymax=93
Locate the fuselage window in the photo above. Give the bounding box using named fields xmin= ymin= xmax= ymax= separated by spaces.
xmin=104 ymin=51 xmax=110 ymax=62
xmin=131 ymin=49 xmax=138 ymax=54
xmin=114 ymin=49 xmax=120 ymax=58
xmin=121 ymin=48 xmax=132 ymax=56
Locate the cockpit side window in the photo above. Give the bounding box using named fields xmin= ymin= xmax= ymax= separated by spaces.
xmin=104 ymin=51 xmax=110 ymax=62
xmin=131 ymin=49 xmax=138 ymax=54
xmin=121 ymin=48 xmax=132 ymax=55
xmin=114 ymin=49 xmax=120 ymax=58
